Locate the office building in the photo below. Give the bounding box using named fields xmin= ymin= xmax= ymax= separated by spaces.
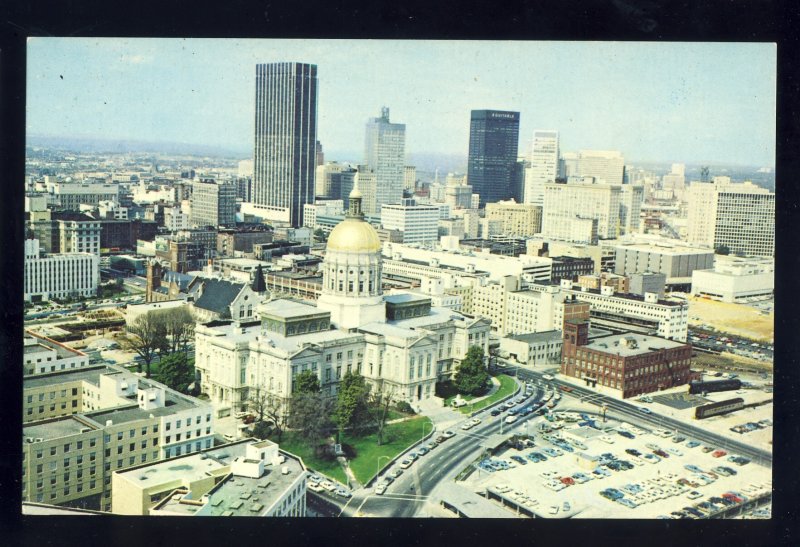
xmin=190 ymin=179 xmax=237 ymax=228
xmin=48 ymin=182 xmax=120 ymax=211
xmin=619 ymin=184 xmax=644 ymax=235
xmin=467 ymin=110 xmax=520 ymax=207
xmin=691 ymin=255 xmax=774 ymax=303
xmin=52 ymin=212 xmax=102 ymax=256
xmin=500 ymin=330 xmax=563 ymax=366
xmin=380 ymin=199 xmax=439 ymax=245
xmin=687 ymin=178 xmax=774 ymax=257
xmin=576 ymin=272 xmax=630 ymax=294
xmin=253 ymin=62 xmax=318 ymax=227
xmin=24 ymin=238 xmax=99 ymax=302
xmin=404 ymin=165 xmax=417 ymax=192
xmin=315 ymin=162 xmax=351 ymax=200
xmin=112 ymin=439 xmax=306 ymax=517
xmin=302 ymin=200 xmax=345 ymax=229
xmin=364 ymin=107 xmax=406 ymax=209
xmin=523 ymin=130 xmax=559 ymax=206
xmin=216 ymin=226 xmax=273 ymax=257
xmin=24 ymin=330 xmax=90 ymax=376
xmin=574 ymin=150 xmax=625 ymax=185
xmin=22 ymin=363 xmax=214 ymax=511
xmin=614 ymin=240 xmax=714 ymax=285
xmin=485 ymin=200 xmax=542 ymax=237
xmin=542 ymin=182 xmax=621 ymax=241
xmin=561 ymin=320 xmax=692 ymax=398
xmin=550 ymin=256 xmax=595 ymax=282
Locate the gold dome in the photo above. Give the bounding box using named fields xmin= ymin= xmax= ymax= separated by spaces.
xmin=326 ymin=217 xmax=382 ymax=253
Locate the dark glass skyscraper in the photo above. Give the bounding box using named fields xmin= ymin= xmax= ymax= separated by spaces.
xmin=253 ymin=62 xmax=318 ymax=227
xmin=467 ymin=110 xmax=520 ymax=208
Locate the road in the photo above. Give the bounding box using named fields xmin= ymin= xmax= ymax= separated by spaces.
xmin=337 ymin=381 xmax=547 ymax=518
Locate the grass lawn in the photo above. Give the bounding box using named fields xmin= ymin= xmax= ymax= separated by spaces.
xmin=454 ymin=374 xmax=518 ymax=414
xmin=343 ymin=415 xmax=432 ymax=485
xmin=270 ymin=431 xmax=348 ymax=484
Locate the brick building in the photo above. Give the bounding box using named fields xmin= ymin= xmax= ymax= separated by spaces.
xmin=560 ymin=319 xmax=692 ymax=398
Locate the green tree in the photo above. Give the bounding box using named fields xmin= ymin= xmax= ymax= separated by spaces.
xmin=313 ymin=228 xmax=327 ymax=243
xmin=247 ymin=386 xmax=287 ymax=441
xmin=454 ymin=345 xmax=489 ymax=396
xmin=333 ymin=371 xmax=371 ymax=438
xmin=293 ymin=370 xmax=321 ymax=394
xmin=715 ymin=244 xmax=730 ymax=255
xmin=289 ymin=392 xmax=334 ymax=455
xmin=368 ymin=384 xmax=394 ymax=446
xmin=156 ymin=354 xmax=195 ymax=393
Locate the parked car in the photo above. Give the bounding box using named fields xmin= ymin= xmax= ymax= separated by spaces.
xmin=335 ymin=488 xmax=352 ymax=498
xmin=505 ymin=415 xmax=518 ymax=424
xmin=374 ymin=483 xmax=387 ymax=495
xmin=712 ymin=450 xmax=727 ymax=458
xmin=639 ymin=407 xmax=652 ymax=414
xmin=491 ymin=409 xmax=502 ymax=417
xmin=399 ymin=459 xmax=413 ymax=469
xmin=442 ymin=430 xmax=455 ymax=439
xmin=417 ymin=446 xmax=429 ymax=456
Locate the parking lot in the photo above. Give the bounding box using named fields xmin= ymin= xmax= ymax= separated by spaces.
xmin=463 ymin=411 xmax=771 ymax=519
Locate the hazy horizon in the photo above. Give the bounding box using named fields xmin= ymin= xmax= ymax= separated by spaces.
xmin=27 ymin=39 xmax=777 ymax=167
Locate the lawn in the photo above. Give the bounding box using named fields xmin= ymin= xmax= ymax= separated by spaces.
xmin=270 ymin=431 xmax=348 ymax=484
xmin=453 ymin=374 xmax=518 ymax=414
xmin=343 ymin=415 xmax=432 ymax=485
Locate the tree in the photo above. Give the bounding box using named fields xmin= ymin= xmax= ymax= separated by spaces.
xmin=247 ymin=386 xmax=287 ymax=441
xmin=293 ymin=370 xmax=320 ymax=394
xmin=156 ymin=353 xmax=195 ymax=393
xmin=454 ymin=345 xmax=489 ymax=396
xmin=333 ymin=371 xmax=371 ymax=439
xmin=162 ymin=307 xmax=195 ymax=356
xmin=715 ymin=245 xmax=730 ymax=255
xmin=368 ymin=385 xmax=394 ymax=446
xmin=125 ymin=312 xmax=168 ymax=378
xmin=289 ymin=392 xmax=334 ymax=455
xmin=313 ymin=228 xmax=327 ymax=243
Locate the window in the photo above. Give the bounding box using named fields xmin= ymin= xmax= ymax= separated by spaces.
xmin=117 ymin=446 xmax=122 ymax=455
xmin=71 ymin=388 xmax=77 ymax=396
xmin=166 ymin=436 xmax=171 ymax=444
xmin=63 ymin=443 xmax=70 ymax=453
xmin=141 ymin=427 xmax=147 ymax=436
xmin=117 ymin=432 xmax=123 ymax=441
xmin=129 ymin=443 xmax=135 ymax=452
xmin=129 ymin=429 xmax=135 ymax=438
xmin=176 ymin=433 xmax=182 ymax=441
xmin=166 ymin=422 xmax=171 ymax=431
xmin=176 ymin=420 xmax=181 ymax=428
xmin=50 ymin=447 xmax=57 ymax=456
xmin=36 ymin=464 xmax=42 ymax=474
xmin=206 ymin=414 xmax=211 ymax=423
xmin=89 ymin=438 xmax=96 ymax=448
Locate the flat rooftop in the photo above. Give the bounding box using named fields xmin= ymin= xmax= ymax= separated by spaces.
xmin=85 ymin=389 xmax=202 ymax=425
xmin=23 ymin=364 xmax=117 ymax=390
xmin=565 ymin=286 xmax=684 ymax=307
xmin=390 ymin=306 xmax=469 ymax=329
xmin=584 ymin=333 xmax=686 ymax=357
xmin=23 ymin=416 xmax=95 ymax=441
xmin=507 ymin=330 xmax=562 ymax=344
xmin=384 ymin=293 xmax=431 ymax=305
xmin=203 ymin=318 xmax=360 ymax=354
xmin=260 ymin=299 xmax=328 ymax=319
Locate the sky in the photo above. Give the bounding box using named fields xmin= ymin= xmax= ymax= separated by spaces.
xmin=26 ymin=39 xmax=776 ymax=166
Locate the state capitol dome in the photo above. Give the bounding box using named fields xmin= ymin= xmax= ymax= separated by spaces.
xmin=326 ymin=217 xmax=382 ymax=253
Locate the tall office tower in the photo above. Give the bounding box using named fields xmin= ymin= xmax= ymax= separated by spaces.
xmin=618 ymin=184 xmax=644 ymax=235
xmin=315 ymin=162 xmax=347 ymax=199
xmin=253 ymin=62 xmax=318 ymax=227
xmin=190 ymin=179 xmax=237 ymax=228
xmin=687 ymin=178 xmax=775 ymax=257
xmin=404 ymin=165 xmax=417 ymax=192
xmin=559 ymin=151 xmax=579 ymax=179
xmin=354 ymin=166 xmax=378 ymax=215
xmin=467 ymin=110 xmax=520 ymax=208
xmin=523 ymin=130 xmax=559 ymax=206
xmin=364 ymin=107 xmax=406 ymax=209
xmin=315 ymin=140 xmax=325 ymax=167
xmin=575 ymin=150 xmax=625 ymax=185
xmin=542 ymin=181 xmax=621 ymax=242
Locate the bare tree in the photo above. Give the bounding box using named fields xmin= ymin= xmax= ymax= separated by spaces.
xmin=248 ymin=386 xmax=288 ymax=441
xmin=162 ymin=307 xmax=196 ymax=356
xmin=369 ymin=383 xmax=395 ymax=446
xmin=125 ymin=312 xmax=167 ymax=378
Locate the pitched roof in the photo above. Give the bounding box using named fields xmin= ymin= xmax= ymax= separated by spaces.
xmin=163 ymin=271 xmax=194 ymax=291
xmin=193 ymin=278 xmax=246 ymax=316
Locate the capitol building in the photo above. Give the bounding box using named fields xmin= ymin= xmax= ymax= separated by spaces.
xmin=194 ymin=183 xmax=491 ymax=414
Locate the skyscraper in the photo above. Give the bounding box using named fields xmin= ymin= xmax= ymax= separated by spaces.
xmin=364 ymin=107 xmax=406 ymax=210
xmin=253 ymin=62 xmax=318 ymax=227
xmin=467 ymin=110 xmax=520 ymax=208
xmin=523 ymin=130 xmax=559 ymax=206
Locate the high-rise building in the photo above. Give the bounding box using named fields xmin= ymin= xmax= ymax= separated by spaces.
xmin=687 ymin=178 xmax=775 ymax=257
xmin=542 ymin=182 xmax=621 ymax=241
xmin=485 ymin=200 xmax=542 ymax=237
xmin=24 ymin=238 xmax=99 ymax=302
xmin=190 ymin=179 xmax=237 ymax=228
xmin=404 ymin=166 xmax=417 ymax=192
xmin=253 ymin=62 xmax=318 ymax=227
xmin=467 ymin=110 xmax=520 ymax=208
xmin=364 ymin=107 xmax=406 ymax=209
xmin=574 ymin=150 xmax=625 ymax=185
xmin=619 ymin=184 xmax=644 ymax=235
xmin=523 ymin=130 xmax=559 ymax=206
xmin=380 ymin=199 xmax=440 ymax=245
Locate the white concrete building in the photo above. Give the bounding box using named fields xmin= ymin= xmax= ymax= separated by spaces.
xmin=523 ymin=130 xmax=559 ymax=206
xmin=24 ymin=330 xmax=90 ymax=375
xmin=380 ymin=199 xmax=439 ymax=245
xmin=303 ymin=200 xmax=345 ymax=228
xmin=364 ymin=107 xmax=406 ymax=209
xmin=574 ymin=150 xmax=625 ymax=185
xmin=542 ymin=182 xmax=621 ymax=241
xmin=691 ymin=256 xmax=774 ymax=303
xmin=485 ymin=200 xmax=542 ymax=237
xmin=619 ymin=184 xmax=644 ymax=235
xmin=24 ymin=238 xmax=99 ymax=302
xmin=687 ymin=178 xmax=775 ymax=257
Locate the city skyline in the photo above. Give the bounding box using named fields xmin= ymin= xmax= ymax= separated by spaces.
xmin=27 ymin=39 xmax=776 ymax=167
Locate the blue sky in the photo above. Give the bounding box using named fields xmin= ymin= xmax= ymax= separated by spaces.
xmin=26 ymin=39 xmax=776 ymax=166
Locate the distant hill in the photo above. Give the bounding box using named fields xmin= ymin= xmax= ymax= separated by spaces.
xmin=26 ymin=135 xmax=250 ymax=159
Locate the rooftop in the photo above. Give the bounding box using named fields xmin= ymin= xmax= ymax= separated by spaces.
xmin=391 ymin=306 xmax=470 ymax=329
xmin=23 ymin=364 xmax=116 ymax=390
xmin=584 ymin=333 xmax=687 ymax=357
xmin=563 ymin=285 xmax=684 ymax=307
xmin=23 ymin=416 xmax=95 ymax=441
xmin=84 ymin=388 xmax=202 ymax=425
xmin=507 ymin=330 xmax=562 ymax=344
xmin=259 ymin=299 xmax=328 ymax=320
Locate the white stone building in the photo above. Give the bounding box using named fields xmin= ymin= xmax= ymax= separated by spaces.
xmin=24 ymin=238 xmax=99 ymax=302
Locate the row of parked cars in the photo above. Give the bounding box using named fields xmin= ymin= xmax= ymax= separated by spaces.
xmin=306 ymin=474 xmax=351 ymax=499
xmin=374 ymin=430 xmax=456 ymax=494
xmin=659 ymin=482 xmax=771 ymax=519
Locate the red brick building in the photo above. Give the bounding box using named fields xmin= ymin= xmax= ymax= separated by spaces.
xmin=561 ymin=319 xmax=692 ymax=398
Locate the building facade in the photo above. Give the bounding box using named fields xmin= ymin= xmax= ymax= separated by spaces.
xmin=467 ymin=110 xmax=520 ymax=208
xmin=364 ymin=107 xmax=406 ymax=209
xmin=485 ymin=200 xmax=542 ymax=237
xmin=253 ymin=62 xmax=318 ymax=227
xmin=542 ymin=182 xmax=621 ymax=241
xmin=24 ymin=238 xmax=99 ymax=302
xmin=523 ymin=130 xmax=559 ymax=206
xmin=190 ymin=179 xmax=237 ymax=228
xmin=380 ymin=199 xmax=439 ymax=245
